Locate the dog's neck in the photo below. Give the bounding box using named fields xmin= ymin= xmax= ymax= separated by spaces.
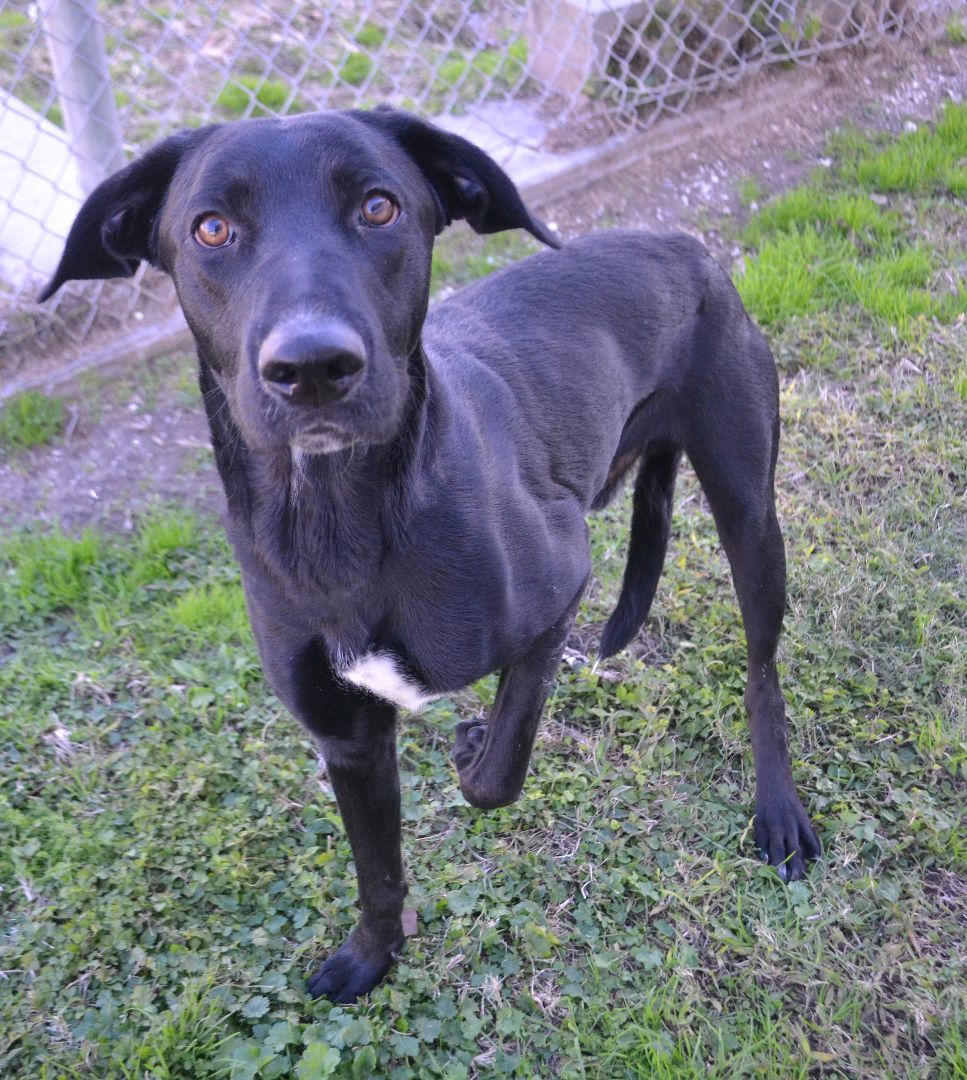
xmin=198 ymin=347 xmax=432 ymax=605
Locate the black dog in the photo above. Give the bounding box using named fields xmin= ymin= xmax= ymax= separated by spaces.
xmin=42 ymin=107 xmax=820 ymax=1003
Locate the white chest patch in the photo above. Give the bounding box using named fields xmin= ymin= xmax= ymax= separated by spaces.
xmin=338 ymin=651 xmax=441 ymax=712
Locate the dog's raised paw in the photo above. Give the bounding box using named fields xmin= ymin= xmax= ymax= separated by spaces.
xmin=452 ymin=717 xmax=522 ymax=809
xmin=453 ymin=716 xmax=486 ymax=774
xmin=306 ymin=938 xmax=399 ymax=1003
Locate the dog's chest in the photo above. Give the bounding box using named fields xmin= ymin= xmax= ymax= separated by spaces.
xmin=337 ymin=651 xmax=441 ymax=712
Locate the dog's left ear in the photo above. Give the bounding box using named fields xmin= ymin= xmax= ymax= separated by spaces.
xmin=352 ymin=107 xmax=560 ymax=249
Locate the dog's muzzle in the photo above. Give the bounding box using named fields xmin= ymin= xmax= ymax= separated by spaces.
xmin=258 ymin=318 xmax=366 ymax=408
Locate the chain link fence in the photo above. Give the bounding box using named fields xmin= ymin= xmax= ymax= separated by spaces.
xmin=0 ymin=0 xmax=953 ymax=386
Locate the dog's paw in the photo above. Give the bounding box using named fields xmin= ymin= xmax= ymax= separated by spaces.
xmin=452 ymin=717 xmax=522 ymax=809
xmin=453 ymin=716 xmax=486 ymax=775
xmin=306 ymin=935 xmax=401 ymax=1003
xmin=754 ymin=795 xmax=821 ymax=882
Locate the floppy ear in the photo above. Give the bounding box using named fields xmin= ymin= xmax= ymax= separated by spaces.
xmin=351 ymin=106 xmax=560 ymax=249
xmin=39 ymin=126 xmax=216 ymax=301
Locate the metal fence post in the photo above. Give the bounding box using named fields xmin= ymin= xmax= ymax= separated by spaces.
xmin=41 ymin=0 xmax=125 ymax=194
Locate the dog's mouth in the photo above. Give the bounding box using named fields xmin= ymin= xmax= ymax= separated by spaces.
xmin=291 ymin=424 xmax=355 ymax=455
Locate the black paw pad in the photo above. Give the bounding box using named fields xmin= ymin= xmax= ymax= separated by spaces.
xmin=453 ymin=716 xmax=486 ymax=774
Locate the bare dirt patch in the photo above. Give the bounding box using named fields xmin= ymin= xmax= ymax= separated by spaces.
xmin=0 ymin=355 xmax=221 ymax=532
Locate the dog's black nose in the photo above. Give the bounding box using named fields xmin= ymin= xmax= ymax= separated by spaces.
xmin=259 ymin=321 xmax=366 ymax=406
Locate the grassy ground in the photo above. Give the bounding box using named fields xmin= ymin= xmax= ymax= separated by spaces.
xmin=1 ymin=107 xmax=965 ymax=1078
xmin=0 ymin=390 xmax=65 ymax=454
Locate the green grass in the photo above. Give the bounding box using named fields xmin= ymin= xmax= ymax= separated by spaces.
xmin=352 ymin=21 xmax=386 ymax=51
xmin=338 ymin=51 xmax=372 ymax=88
xmin=430 ymin=229 xmax=540 ymax=295
xmin=431 ymin=37 xmax=528 ymax=107
xmin=734 ymin=228 xmax=855 ymax=326
xmin=216 ymin=76 xmax=293 ymax=119
xmin=735 ymin=175 xmax=766 ymax=208
xmin=0 ymin=10 xmax=30 ymax=28
xmin=742 ymin=188 xmax=903 ymax=247
xmin=0 ymin=390 xmax=65 ymax=453
xmin=1 ymin=107 xmax=965 ymax=1078
xmin=735 ymin=102 xmax=967 ymax=342
xmin=852 ymin=102 xmax=967 ymax=197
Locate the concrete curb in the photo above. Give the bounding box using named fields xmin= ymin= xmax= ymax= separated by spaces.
xmin=1 ymin=311 xmax=192 ymax=402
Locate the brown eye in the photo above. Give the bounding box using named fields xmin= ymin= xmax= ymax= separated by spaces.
xmin=194 ymin=214 xmax=234 ymax=248
xmin=360 ymin=192 xmax=399 ymax=227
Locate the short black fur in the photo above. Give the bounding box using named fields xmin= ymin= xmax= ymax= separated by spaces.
xmin=43 ymin=106 xmax=821 ymax=1004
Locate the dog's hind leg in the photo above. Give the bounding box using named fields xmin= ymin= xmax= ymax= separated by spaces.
xmin=453 ymin=584 xmax=586 ymax=809
xmin=600 ymin=449 xmax=682 ymax=659
xmin=684 ymin=344 xmax=820 ymax=881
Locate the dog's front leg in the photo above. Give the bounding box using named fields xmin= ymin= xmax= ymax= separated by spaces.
xmin=453 ymin=590 xmax=584 ymax=810
xmin=307 ymin=699 xmax=407 ymax=1002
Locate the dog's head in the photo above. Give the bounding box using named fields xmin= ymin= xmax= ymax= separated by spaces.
xmin=41 ymin=108 xmax=558 ymax=454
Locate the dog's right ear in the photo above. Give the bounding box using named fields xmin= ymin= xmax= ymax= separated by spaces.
xmin=39 ymin=126 xmax=216 ymax=302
